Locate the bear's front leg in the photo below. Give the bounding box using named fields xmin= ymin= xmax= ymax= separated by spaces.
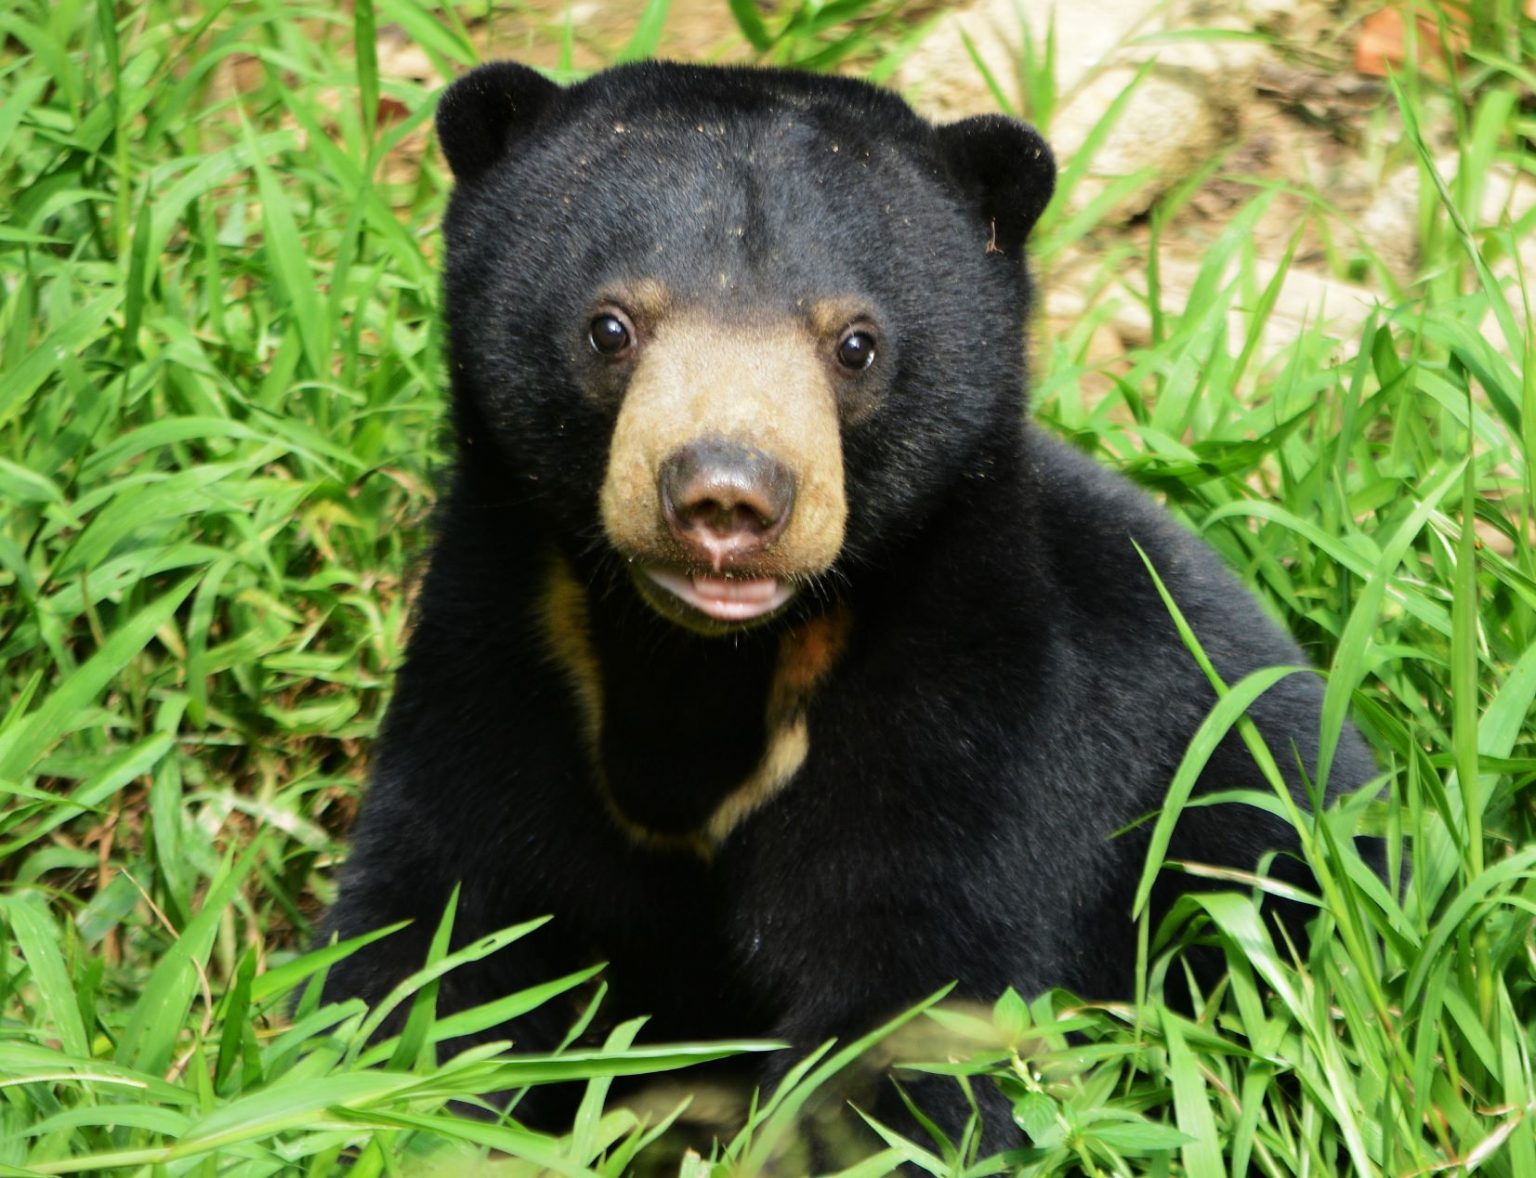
xmin=724 ymin=825 xmax=1040 ymax=1163
xmin=755 ymin=958 xmax=1025 ymax=1165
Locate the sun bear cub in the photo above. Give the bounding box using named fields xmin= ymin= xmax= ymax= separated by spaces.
xmin=322 ymin=60 xmax=1376 ymax=1151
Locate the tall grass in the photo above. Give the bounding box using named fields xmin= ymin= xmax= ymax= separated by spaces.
xmin=1 ymin=1 xmax=1532 ymax=1174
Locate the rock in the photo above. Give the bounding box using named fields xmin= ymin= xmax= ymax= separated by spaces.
xmin=895 ymin=0 xmax=1164 ymax=117
xmin=1046 ymin=249 xmax=1380 ymax=369
xmin=1358 ymin=172 xmax=1420 ymax=282
xmin=897 ymin=0 xmax=1275 ymax=223
xmin=1360 ymin=153 xmax=1536 ymax=346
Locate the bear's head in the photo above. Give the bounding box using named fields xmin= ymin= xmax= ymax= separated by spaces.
xmin=436 ymin=61 xmax=1055 ymax=633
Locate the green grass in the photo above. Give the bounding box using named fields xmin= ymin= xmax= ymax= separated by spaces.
xmin=1 ymin=0 xmax=1533 ymax=1174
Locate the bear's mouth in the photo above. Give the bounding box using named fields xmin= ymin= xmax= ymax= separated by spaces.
xmin=635 ymin=565 xmax=797 ymax=627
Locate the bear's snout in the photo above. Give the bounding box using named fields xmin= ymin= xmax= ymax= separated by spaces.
xmin=659 ymin=438 xmax=796 ymax=569
xmin=597 ymin=313 xmax=848 ymax=614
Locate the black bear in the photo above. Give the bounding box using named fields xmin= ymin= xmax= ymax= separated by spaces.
xmin=321 ymin=59 xmax=1376 ymax=1155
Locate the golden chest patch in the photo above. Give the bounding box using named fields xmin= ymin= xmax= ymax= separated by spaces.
xmin=538 ymin=558 xmax=848 ymax=855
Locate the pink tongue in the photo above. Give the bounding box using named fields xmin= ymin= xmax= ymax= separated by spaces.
xmin=644 ymin=568 xmax=795 ymax=621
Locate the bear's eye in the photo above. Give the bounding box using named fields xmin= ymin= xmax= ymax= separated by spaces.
xmin=835 ymin=330 xmax=876 ymax=372
xmin=589 ymin=312 xmax=633 ymax=356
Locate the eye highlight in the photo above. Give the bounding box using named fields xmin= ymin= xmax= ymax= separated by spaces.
xmin=589 ymin=310 xmax=634 ymax=356
xmin=835 ymin=329 xmax=876 ymax=372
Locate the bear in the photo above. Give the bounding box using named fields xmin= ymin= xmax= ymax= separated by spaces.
xmin=319 ymin=59 xmax=1378 ymax=1158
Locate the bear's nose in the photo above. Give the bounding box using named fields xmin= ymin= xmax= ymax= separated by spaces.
xmin=659 ymin=439 xmax=796 ymax=568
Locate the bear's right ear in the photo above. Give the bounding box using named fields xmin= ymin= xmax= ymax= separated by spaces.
xmin=935 ymin=115 xmax=1056 ymax=257
xmin=436 ymin=62 xmax=561 ymax=183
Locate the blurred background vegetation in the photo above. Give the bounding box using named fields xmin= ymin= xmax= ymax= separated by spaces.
xmin=0 ymin=0 xmax=1533 ymax=1173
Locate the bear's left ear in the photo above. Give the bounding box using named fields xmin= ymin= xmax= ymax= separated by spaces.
xmin=936 ymin=115 xmax=1056 ymax=256
xmin=436 ymin=61 xmax=562 ymax=183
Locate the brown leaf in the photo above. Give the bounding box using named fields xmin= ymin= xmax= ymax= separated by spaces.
xmin=1354 ymin=4 xmax=1470 ymax=80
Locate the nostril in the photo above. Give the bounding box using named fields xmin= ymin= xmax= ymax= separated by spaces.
xmin=690 ymin=499 xmax=774 ymax=538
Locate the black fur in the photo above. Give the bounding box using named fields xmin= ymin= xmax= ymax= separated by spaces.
xmin=321 ymin=61 xmax=1377 ymax=1156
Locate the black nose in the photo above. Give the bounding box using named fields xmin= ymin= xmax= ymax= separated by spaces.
xmin=658 ymin=439 xmax=796 ymax=568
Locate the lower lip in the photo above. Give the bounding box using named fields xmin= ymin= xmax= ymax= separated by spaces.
xmin=641 ymin=567 xmax=797 ymax=622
